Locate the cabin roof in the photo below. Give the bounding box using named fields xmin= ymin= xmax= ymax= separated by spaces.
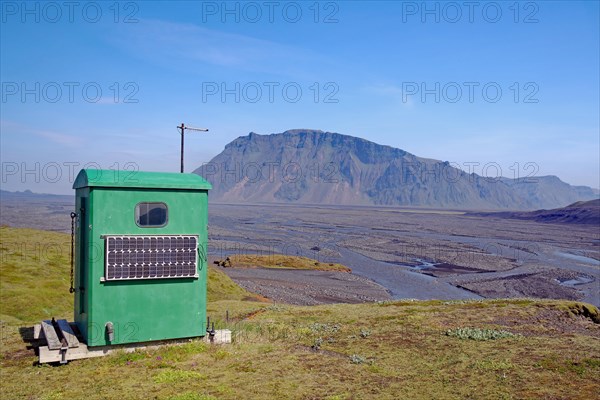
xmin=73 ymin=169 xmax=212 ymax=190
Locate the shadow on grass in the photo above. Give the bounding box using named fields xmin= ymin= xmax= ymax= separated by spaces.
xmin=18 ymin=326 xmax=41 ymax=365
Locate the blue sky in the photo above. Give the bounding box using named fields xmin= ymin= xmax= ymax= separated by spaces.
xmin=1 ymin=1 xmax=599 ymax=194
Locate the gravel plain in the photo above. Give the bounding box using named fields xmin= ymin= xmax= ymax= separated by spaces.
xmin=2 ymin=196 xmax=598 ymax=306
xmin=219 ymin=265 xmax=391 ymax=305
xmin=209 ymin=203 xmax=599 ymax=306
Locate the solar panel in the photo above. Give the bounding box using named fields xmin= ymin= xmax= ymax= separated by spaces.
xmin=104 ymin=235 xmax=199 ymax=280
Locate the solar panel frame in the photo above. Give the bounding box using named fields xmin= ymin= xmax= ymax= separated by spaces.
xmin=104 ymin=235 xmax=200 ymax=281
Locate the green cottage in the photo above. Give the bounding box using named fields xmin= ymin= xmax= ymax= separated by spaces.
xmin=72 ymin=169 xmax=211 ymax=347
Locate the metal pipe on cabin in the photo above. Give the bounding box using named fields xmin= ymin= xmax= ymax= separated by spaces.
xmin=105 ymin=322 xmax=115 ymax=342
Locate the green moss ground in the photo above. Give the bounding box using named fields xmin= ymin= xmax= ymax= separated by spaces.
xmin=1 ymin=227 xmax=598 ymax=399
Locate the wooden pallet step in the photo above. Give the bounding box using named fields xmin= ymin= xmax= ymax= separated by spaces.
xmin=56 ymin=319 xmax=79 ymax=348
xmin=33 ymin=324 xmax=42 ymax=339
xmin=37 ymin=332 xmax=232 ymax=364
xmin=41 ymin=320 xmax=62 ymax=350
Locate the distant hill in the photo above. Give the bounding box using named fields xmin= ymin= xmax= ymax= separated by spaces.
xmin=468 ymin=199 xmax=600 ymax=225
xmin=0 ymin=190 xmax=73 ymax=203
xmin=195 ymin=129 xmax=597 ymax=210
xmin=0 ymin=190 xmax=73 ymax=232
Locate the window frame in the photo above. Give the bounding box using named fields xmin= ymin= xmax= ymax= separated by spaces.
xmin=134 ymin=202 xmax=168 ymax=228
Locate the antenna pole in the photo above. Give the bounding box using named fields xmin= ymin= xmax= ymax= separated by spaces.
xmin=179 ymin=123 xmax=185 ymax=173
xmin=178 ymin=123 xmax=209 ymax=173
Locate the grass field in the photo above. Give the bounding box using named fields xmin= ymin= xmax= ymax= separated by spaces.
xmin=1 ymin=226 xmax=599 ymax=399
xmin=226 ymin=254 xmax=352 ymax=272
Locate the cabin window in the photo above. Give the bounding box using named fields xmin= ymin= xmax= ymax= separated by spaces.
xmin=135 ymin=202 xmax=168 ymax=227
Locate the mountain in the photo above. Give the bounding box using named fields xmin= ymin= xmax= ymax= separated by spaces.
xmin=0 ymin=189 xmax=73 ymax=202
xmin=468 ymin=199 xmax=600 ymax=225
xmin=194 ymin=129 xmax=598 ymax=210
xmin=500 ymin=176 xmax=598 ymax=211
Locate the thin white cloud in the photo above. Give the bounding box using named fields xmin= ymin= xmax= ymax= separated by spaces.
xmin=363 ymin=84 xmax=415 ymax=107
xmin=111 ymin=19 xmax=330 ymax=79
xmin=0 ymin=119 xmax=82 ymax=147
xmin=35 ymin=130 xmax=82 ymax=147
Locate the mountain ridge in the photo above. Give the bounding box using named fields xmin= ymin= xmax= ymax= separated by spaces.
xmin=467 ymin=198 xmax=600 ymax=225
xmin=195 ymin=129 xmax=597 ymax=210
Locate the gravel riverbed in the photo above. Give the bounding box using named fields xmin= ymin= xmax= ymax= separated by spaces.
xmin=220 ymin=266 xmax=392 ymax=305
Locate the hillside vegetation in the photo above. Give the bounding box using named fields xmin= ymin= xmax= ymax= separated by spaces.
xmin=1 ymin=226 xmax=599 ymax=399
xmin=226 ymin=254 xmax=351 ymax=272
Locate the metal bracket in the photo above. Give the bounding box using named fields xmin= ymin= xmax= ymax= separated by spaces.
xmin=60 ymin=345 xmax=68 ymax=364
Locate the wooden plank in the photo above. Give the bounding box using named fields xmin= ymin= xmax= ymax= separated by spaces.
xmin=38 ymin=336 xmax=215 ymax=363
xmin=39 ymin=343 xmax=111 ymax=363
xmin=38 ymin=341 xmax=172 ymax=363
xmin=33 ymin=324 xmax=42 ymax=340
xmin=56 ymin=319 xmax=79 ymax=348
xmin=41 ymin=320 xmax=62 ymax=350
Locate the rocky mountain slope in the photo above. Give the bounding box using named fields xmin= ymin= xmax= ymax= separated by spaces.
xmin=194 ymin=129 xmax=597 ymax=210
xmin=469 ymin=198 xmax=600 ymax=224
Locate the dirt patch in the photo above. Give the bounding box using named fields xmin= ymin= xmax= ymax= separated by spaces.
xmin=491 ymin=306 xmax=600 ymax=337
xmin=2 ymin=348 xmax=35 ymax=362
xmin=434 ymin=302 xmax=600 ymax=338
xmin=294 ymin=344 xmax=348 ymax=359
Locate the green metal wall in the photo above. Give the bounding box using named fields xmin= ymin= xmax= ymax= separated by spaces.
xmin=74 ymin=183 xmax=209 ymax=347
